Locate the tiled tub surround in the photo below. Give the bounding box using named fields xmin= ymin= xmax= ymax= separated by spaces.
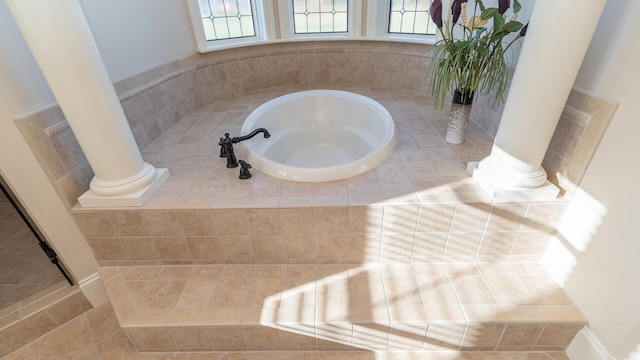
xmin=71 ymin=86 xmax=567 ymax=266
xmin=15 ymin=40 xmax=592 ymax=355
xmin=15 ymin=41 xmax=432 ymax=210
xmin=472 ymin=86 xmax=616 ymax=197
xmin=14 ymin=39 xmax=612 ymax=209
xmin=542 ymin=89 xmax=617 ymax=196
xmin=70 ymin=85 xmax=586 ymax=353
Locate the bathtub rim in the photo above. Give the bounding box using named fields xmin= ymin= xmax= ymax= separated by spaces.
xmin=239 ymin=89 xmax=398 ymax=182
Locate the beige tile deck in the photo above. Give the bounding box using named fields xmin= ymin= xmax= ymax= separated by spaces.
xmin=114 ymin=85 xmax=499 ymax=210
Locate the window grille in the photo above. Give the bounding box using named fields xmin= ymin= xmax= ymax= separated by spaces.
xmin=198 ymin=0 xmax=256 ymax=40
xmin=388 ymin=0 xmax=436 ymax=35
xmin=292 ymin=0 xmax=349 ymax=34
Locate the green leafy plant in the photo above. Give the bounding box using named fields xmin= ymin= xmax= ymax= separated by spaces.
xmin=428 ymin=0 xmax=528 ymax=109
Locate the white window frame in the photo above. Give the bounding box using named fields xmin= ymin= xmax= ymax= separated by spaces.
xmin=276 ymin=0 xmax=359 ymax=40
xmin=366 ymin=0 xmax=441 ymax=44
xmin=185 ymin=0 xmax=275 ymax=52
xmin=186 ymin=0 xmax=443 ymax=53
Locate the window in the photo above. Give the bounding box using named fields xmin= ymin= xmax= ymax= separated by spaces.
xmin=291 ymin=0 xmax=349 ymax=34
xmin=388 ymin=0 xmax=436 ymax=36
xmin=187 ymin=0 xmax=270 ymax=52
xmin=187 ymin=0 xmax=437 ymax=53
xmin=198 ymin=0 xmax=257 ymax=40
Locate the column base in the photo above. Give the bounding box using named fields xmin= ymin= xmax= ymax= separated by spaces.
xmin=467 ymin=161 xmax=560 ymax=202
xmin=78 ymin=168 xmax=169 ymax=207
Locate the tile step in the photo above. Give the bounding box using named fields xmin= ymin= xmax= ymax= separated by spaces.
xmin=101 ymin=263 xmax=586 ymax=352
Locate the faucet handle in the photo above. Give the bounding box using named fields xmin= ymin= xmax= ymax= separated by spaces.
xmin=219 ymin=137 xmax=227 ymax=158
xmin=219 ymin=133 xmax=232 ymax=158
xmin=238 ymin=160 xmax=252 ymax=180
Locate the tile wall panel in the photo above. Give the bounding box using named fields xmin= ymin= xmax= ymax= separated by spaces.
xmin=73 ymin=202 xmax=566 ymax=265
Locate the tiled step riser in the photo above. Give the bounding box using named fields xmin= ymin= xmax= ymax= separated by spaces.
xmin=123 ymin=322 xmax=584 ymax=352
xmin=102 ymin=263 xmax=586 ymax=353
xmin=75 ymin=202 xmax=566 ymax=266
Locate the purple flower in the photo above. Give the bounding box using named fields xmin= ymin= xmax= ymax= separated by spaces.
xmin=451 ymin=0 xmax=468 ymax=23
xmin=498 ymin=0 xmax=510 ymax=14
xmin=429 ymin=0 xmax=443 ymax=28
xmin=520 ymin=22 xmax=528 ymax=36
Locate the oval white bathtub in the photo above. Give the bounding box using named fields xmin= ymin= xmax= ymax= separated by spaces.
xmin=239 ymin=90 xmax=398 ymax=182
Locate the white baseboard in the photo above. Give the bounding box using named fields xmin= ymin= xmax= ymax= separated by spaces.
xmin=78 ymin=272 xmax=109 ymax=307
xmin=567 ymin=327 xmax=616 ymax=360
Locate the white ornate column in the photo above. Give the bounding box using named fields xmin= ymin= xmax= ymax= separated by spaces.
xmin=468 ymin=0 xmax=606 ymax=202
xmin=6 ymin=0 xmax=169 ymax=207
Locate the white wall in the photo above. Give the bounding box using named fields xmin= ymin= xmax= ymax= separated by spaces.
xmin=0 ymin=0 xmax=196 ymax=116
xmin=79 ymin=0 xmax=195 ymax=83
xmin=0 ymin=1 xmax=55 ymax=115
xmin=563 ymin=1 xmax=640 ymax=358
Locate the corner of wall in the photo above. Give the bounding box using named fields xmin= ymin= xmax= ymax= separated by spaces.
xmin=567 ymin=327 xmax=617 ymax=360
xmin=78 ymin=272 xmax=109 ymax=308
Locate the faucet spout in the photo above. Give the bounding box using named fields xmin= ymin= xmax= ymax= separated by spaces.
xmin=231 ymin=128 xmax=271 ymax=143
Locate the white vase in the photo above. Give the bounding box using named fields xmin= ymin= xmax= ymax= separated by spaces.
xmin=445 ymin=90 xmax=474 ymax=144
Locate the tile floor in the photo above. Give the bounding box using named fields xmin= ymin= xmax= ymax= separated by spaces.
xmin=0 ymin=195 xmax=66 ymax=309
xmin=0 ymin=286 xmax=93 ymax=358
xmin=3 ymin=300 xmax=572 ymax=360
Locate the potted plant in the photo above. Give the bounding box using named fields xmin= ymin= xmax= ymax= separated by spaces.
xmin=428 ymin=0 xmax=528 ymax=144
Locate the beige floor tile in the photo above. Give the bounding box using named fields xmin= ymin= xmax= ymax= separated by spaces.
xmin=449 ymin=276 xmax=496 ymax=304
xmin=388 ymin=323 xmax=428 ymax=350
xmin=5 ymin=315 xmax=93 ymax=360
xmin=316 ymin=277 xmax=350 ymax=307
xmin=210 ymin=278 xmax=252 ymax=308
xmin=518 ymin=276 xmax=574 ymax=305
xmin=538 ymin=305 xmax=586 ymax=324
xmin=383 ymin=277 xmax=423 ymax=306
xmin=411 ymin=263 xmax=447 ymax=277
xmin=281 ymin=277 xmax=317 ymax=307
xmin=246 ymin=277 xmax=285 ymax=308
xmin=497 ymin=324 xmax=545 ymax=351
xmin=483 ymin=276 xmax=534 ymax=305
xmin=415 ymin=276 xmax=460 ymax=304
xmin=207 ymin=326 xmax=247 ymax=351
xmin=388 ymin=305 xmax=466 ymax=324
xmin=140 ymin=280 xmax=186 ymax=309
xmin=349 ymin=274 xmax=387 ymax=307
xmin=0 ymin=202 xmax=66 ymax=310
xmin=175 ymin=279 xmax=218 ymax=309
xmin=169 ymin=308 xmax=243 ymax=326
xmin=463 ymin=305 xmax=545 ymax=323
xmin=242 ymin=325 xmax=282 ymax=350
xmin=460 ymin=323 xmax=505 ymax=351
xmin=423 ymin=324 xmax=466 ymax=351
